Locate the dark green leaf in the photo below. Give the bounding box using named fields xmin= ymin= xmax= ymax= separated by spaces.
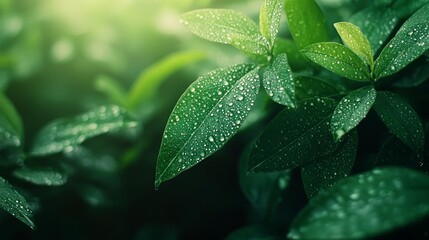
xmin=0 ymin=114 xmax=20 ymax=151
xmin=273 ymin=38 xmax=307 ymax=71
xmin=31 ymin=105 xmax=138 ymax=156
xmin=301 ymin=42 xmax=371 ymax=81
xmin=373 ymin=91 xmax=424 ymax=152
xmin=374 ymin=4 xmax=429 ymax=79
xmin=284 ymin=0 xmax=329 ymax=50
xmin=0 ymin=176 xmax=34 ymax=229
xmin=392 ymin=59 xmax=429 ymax=87
xmin=334 ymin=22 xmax=374 ymax=67
xmin=331 ymin=85 xmax=376 ymax=141
xmin=156 ymin=65 xmax=260 ymax=187
xmin=249 ymin=98 xmax=337 ymax=172
xmin=392 ymin=0 xmax=429 ymax=19
xmin=0 ymin=92 xmax=23 ymax=137
xmin=301 ymin=130 xmax=358 ymax=199
xmin=13 ymin=167 xmax=68 ymax=186
xmin=225 ymin=225 xmax=281 ymax=240
xmin=260 ymin=0 xmax=283 ymax=46
xmin=294 ymin=76 xmax=339 ymax=101
xmin=262 ymin=53 xmax=296 ymax=107
xmin=288 ymin=167 xmax=429 ymax=239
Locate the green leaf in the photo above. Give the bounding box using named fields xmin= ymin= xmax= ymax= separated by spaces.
xmin=94 ymin=75 xmax=127 ymax=106
xmin=126 ymin=51 xmax=206 ymax=111
xmin=180 ymin=9 xmax=264 ymax=51
xmin=350 ymin=8 xmax=398 ymax=54
xmin=0 ymin=114 xmax=21 ymax=151
xmin=392 ymin=59 xmax=429 ymax=87
xmin=301 ymin=130 xmax=358 ymax=199
xmin=249 ymin=98 xmax=337 ymax=172
xmin=225 ymin=225 xmax=281 ymax=240
xmin=31 ymin=105 xmax=138 ymax=156
xmin=288 ymin=167 xmax=429 ymax=239
xmin=301 ymin=42 xmax=371 ymax=81
xmin=228 ymin=33 xmax=269 ymax=55
xmin=156 ymin=65 xmax=260 ymax=187
xmin=334 ymin=22 xmax=374 ymax=67
xmin=262 ymin=53 xmax=296 ymax=107
xmin=0 ymin=91 xmax=23 ymax=137
xmin=294 ymin=76 xmax=339 ymax=101
xmin=373 ymin=91 xmax=424 ymax=152
xmin=260 ymin=0 xmax=283 ymax=46
xmin=374 ymin=4 xmax=429 ymax=79
xmin=392 ymin=0 xmax=429 ymax=19
xmin=13 ymin=167 xmax=68 ymax=186
xmin=284 ymin=0 xmax=329 ymax=50
xmin=0 ymin=176 xmax=34 ymax=229
xmin=331 ymin=85 xmax=376 ymax=141
xmin=273 ymin=38 xmax=307 ymax=71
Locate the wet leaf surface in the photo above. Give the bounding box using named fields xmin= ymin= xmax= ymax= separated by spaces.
xmin=294 ymin=76 xmax=339 ymax=101
xmin=260 ymin=0 xmax=283 ymax=47
xmin=13 ymin=167 xmax=68 ymax=186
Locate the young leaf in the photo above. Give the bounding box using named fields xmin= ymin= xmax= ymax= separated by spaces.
xmin=156 ymin=65 xmax=260 ymax=188
xmin=31 ymin=105 xmax=138 ymax=156
xmin=374 ymin=4 xmax=429 ymax=79
xmin=249 ymin=98 xmax=337 ymax=172
xmin=334 ymin=22 xmax=374 ymax=67
xmin=350 ymin=8 xmax=398 ymax=54
xmin=373 ymin=91 xmax=424 ymax=152
xmin=262 ymin=53 xmax=296 ymax=107
xmin=0 ymin=92 xmax=23 ymax=137
xmin=260 ymin=0 xmax=283 ymax=46
xmin=284 ymin=0 xmax=329 ymax=50
xmin=0 ymin=176 xmax=35 ymax=229
xmin=228 ymin=33 xmax=269 ymax=55
xmin=126 ymin=51 xmax=206 ymax=111
xmin=288 ymin=167 xmax=429 ymax=239
xmin=94 ymin=75 xmax=127 ymax=106
xmin=13 ymin=167 xmax=68 ymax=186
xmin=294 ymin=76 xmax=339 ymax=101
xmin=301 ymin=42 xmax=371 ymax=81
xmin=331 ymin=85 xmax=376 ymax=141
xmin=301 ymin=130 xmax=358 ymax=199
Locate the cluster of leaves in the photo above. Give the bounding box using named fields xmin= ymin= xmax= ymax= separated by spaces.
xmin=157 ymin=0 xmax=429 ymax=238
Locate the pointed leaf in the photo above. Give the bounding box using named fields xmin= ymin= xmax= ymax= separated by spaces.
xmin=301 ymin=42 xmax=371 ymax=81
xmin=31 ymin=105 xmax=138 ymax=156
xmin=228 ymin=33 xmax=268 ymax=55
xmin=156 ymin=65 xmax=260 ymax=187
xmin=374 ymin=4 xmax=429 ymax=79
xmin=249 ymin=98 xmax=337 ymax=172
xmin=284 ymin=0 xmax=330 ymax=50
xmin=273 ymin=38 xmax=307 ymax=71
xmin=331 ymin=85 xmax=376 ymax=141
xmin=288 ymin=167 xmax=429 ymax=239
xmin=13 ymin=167 xmax=68 ymax=186
xmin=262 ymin=53 xmax=296 ymax=107
xmin=334 ymin=22 xmax=374 ymax=67
xmin=294 ymin=76 xmax=339 ymax=101
xmin=373 ymin=91 xmax=424 ymax=152
xmin=350 ymin=8 xmax=398 ymax=54
xmin=302 ymin=130 xmax=358 ymax=199
xmin=181 ymin=9 xmax=262 ymax=45
xmin=0 ymin=176 xmax=34 ymax=229
xmin=260 ymin=0 xmax=283 ymax=46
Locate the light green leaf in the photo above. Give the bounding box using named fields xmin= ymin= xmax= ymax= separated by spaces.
xmin=331 ymin=85 xmax=376 ymax=141
xmin=374 ymin=4 xmax=429 ymax=79
xmin=373 ymin=91 xmax=424 ymax=152
xmin=273 ymin=38 xmax=307 ymax=71
xmin=94 ymin=75 xmax=127 ymax=106
xmin=249 ymin=98 xmax=337 ymax=172
xmin=226 ymin=225 xmax=281 ymax=240
xmin=294 ymin=76 xmax=339 ymax=101
xmin=228 ymin=33 xmax=268 ymax=55
xmin=301 ymin=42 xmax=371 ymax=81
xmin=126 ymin=51 xmax=206 ymax=111
xmin=181 ymin=9 xmax=264 ymax=49
xmin=288 ymin=167 xmax=429 ymax=239
xmin=334 ymin=22 xmax=374 ymax=67
xmin=0 ymin=176 xmax=34 ymax=229
xmin=301 ymin=130 xmax=358 ymax=199
xmin=0 ymin=92 xmax=23 ymax=138
xmin=260 ymin=0 xmax=283 ymax=46
xmin=31 ymin=105 xmax=138 ymax=156
xmin=262 ymin=53 xmax=296 ymax=107
xmin=13 ymin=167 xmax=68 ymax=186
xmin=284 ymin=0 xmax=330 ymax=50
xmin=350 ymin=8 xmax=398 ymax=54
xmin=156 ymin=65 xmax=260 ymax=188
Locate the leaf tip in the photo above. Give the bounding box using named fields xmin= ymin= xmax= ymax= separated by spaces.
xmin=334 ymin=129 xmax=346 ymax=141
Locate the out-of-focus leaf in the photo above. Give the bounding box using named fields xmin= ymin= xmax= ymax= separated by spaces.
xmin=301 ymin=130 xmax=358 ymax=199
xmin=288 ymin=167 xmax=429 ymax=239
xmin=225 ymin=225 xmax=281 ymax=240
xmin=392 ymin=59 xmax=429 ymax=87
xmin=284 ymin=0 xmax=329 ymax=50
xmin=31 ymin=105 xmax=138 ymax=156
xmin=301 ymin=42 xmax=371 ymax=81
xmin=331 ymin=85 xmax=376 ymax=141
xmin=94 ymin=75 xmax=127 ymax=106
xmin=260 ymin=0 xmax=283 ymax=46
xmin=373 ymin=91 xmax=424 ymax=152
xmin=374 ymin=4 xmax=429 ymax=79
xmin=0 ymin=176 xmax=34 ymax=229
xmin=0 ymin=114 xmax=20 ymax=151
xmin=392 ymin=0 xmax=429 ymax=19
xmin=13 ymin=167 xmax=68 ymax=186
xmin=262 ymin=53 xmax=296 ymax=107
xmin=294 ymin=76 xmax=339 ymax=101
xmin=126 ymin=51 xmax=206 ymax=111
xmin=273 ymin=38 xmax=307 ymax=71
xmin=249 ymin=98 xmax=337 ymax=172
xmin=156 ymin=65 xmax=260 ymax=188
xmin=0 ymin=91 xmax=23 ymax=137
